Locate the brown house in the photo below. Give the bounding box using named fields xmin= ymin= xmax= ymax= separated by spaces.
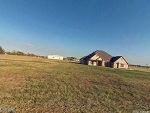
xmin=80 ymin=50 xmax=112 ymax=67
xmin=80 ymin=50 xmax=129 ymax=69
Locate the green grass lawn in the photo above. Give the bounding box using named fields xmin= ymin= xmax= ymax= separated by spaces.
xmin=0 ymin=55 xmax=150 ymax=113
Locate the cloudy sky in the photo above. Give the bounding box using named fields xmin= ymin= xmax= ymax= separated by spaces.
xmin=0 ymin=0 xmax=150 ymax=65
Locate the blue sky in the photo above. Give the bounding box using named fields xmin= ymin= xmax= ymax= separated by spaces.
xmin=0 ymin=0 xmax=150 ymax=65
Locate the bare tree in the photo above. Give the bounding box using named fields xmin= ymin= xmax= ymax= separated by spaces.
xmin=0 ymin=46 xmax=5 ymax=54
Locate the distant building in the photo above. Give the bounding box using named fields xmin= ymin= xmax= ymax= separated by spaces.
xmin=80 ymin=50 xmax=129 ymax=69
xmin=64 ymin=57 xmax=78 ymax=61
xmin=48 ymin=55 xmax=63 ymax=60
xmin=80 ymin=50 xmax=112 ymax=66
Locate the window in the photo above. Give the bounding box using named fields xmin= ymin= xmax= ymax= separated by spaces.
xmin=120 ymin=63 xmax=124 ymax=67
xmin=90 ymin=61 xmax=94 ymax=65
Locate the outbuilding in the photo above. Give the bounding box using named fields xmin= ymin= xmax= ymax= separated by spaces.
xmin=48 ymin=55 xmax=63 ymax=60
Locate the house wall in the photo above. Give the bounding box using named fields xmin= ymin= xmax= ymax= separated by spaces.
xmin=90 ymin=54 xmax=99 ymax=60
xmin=102 ymin=61 xmax=105 ymax=66
xmin=80 ymin=54 xmax=110 ymax=67
xmin=111 ymin=57 xmax=128 ymax=69
xmin=88 ymin=60 xmax=97 ymax=66
xmin=93 ymin=62 xmax=97 ymax=66
xmin=88 ymin=61 xmax=92 ymax=65
xmin=88 ymin=54 xmax=104 ymax=66
xmin=88 ymin=60 xmax=105 ymax=66
xmin=86 ymin=54 xmax=100 ymax=66
xmin=48 ymin=55 xmax=63 ymax=60
xmin=80 ymin=59 xmax=85 ymax=64
xmin=85 ymin=54 xmax=107 ymax=66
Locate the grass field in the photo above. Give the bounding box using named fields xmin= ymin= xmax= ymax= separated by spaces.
xmin=129 ymin=66 xmax=150 ymax=72
xmin=0 ymin=55 xmax=150 ymax=113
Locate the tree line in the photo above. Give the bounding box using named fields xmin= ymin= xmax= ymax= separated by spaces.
xmin=0 ymin=46 xmax=36 ymax=57
xmin=0 ymin=46 xmax=5 ymax=54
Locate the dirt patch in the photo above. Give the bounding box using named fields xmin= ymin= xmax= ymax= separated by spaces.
xmin=0 ymin=74 xmax=26 ymax=98
xmin=0 ymin=74 xmax=26 ymax=85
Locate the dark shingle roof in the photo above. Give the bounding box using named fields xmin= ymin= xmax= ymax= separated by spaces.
xmin=80 ymin=56 xmax=86 ymax=60
xmin=110 ymin=56 xmax=122 ymax=62
xmin=110 ymin=56 xmax=128 ymax=64
xmin=83 ymin=50 xmax=112 ymax=61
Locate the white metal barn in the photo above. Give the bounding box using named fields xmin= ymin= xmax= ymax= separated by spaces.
xmin=48 ymin=55 xmax=63 ymax=60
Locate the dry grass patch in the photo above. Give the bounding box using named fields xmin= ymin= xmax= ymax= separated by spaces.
xmin=0 ymin=55 xmax=150 ymax=112
xmin=129 ymin=66 xmax=150 ymax=72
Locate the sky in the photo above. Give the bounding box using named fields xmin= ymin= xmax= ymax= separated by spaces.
xmin=0 ymin=0 xmax=150 ymax=65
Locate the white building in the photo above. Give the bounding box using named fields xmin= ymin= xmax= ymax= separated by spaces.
xmin=48 ymin=55 xmax=63 ymax=60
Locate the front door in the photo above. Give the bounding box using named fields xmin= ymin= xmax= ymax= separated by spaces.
xmin=117 ymin=63 xmax=119 ymax=68
xmin=98 ymin=61 xmax=102 ymax=66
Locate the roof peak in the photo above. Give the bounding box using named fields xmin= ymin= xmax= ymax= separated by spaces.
xmin=94 ymin=50 xmax=104 ymax=53
xmin=95 ymin=50 xmax=104 ymax=52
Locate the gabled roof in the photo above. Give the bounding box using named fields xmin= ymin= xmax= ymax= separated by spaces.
xmin=80 ymin=56 xmax=86 ymax=60
xmin=110 ymin=56 xmax=122 ymax=62
xmin=82 ymin=50 xmax=112 ymax=61
xmin=110 ymin=56 xmax=128 ymax=64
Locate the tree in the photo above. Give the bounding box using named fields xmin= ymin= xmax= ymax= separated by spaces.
xmin=0 ymin=46 xmax=5 ymax=54
xmin=146 ymin=64 xmax=149 ymax=68
xmin=12 ymin=50 xmax=17 ymax=55
xmin=27 ymin=53 xmax=35 ymax=57
xmin=16 ymin=51 xmax=25 ymax=56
